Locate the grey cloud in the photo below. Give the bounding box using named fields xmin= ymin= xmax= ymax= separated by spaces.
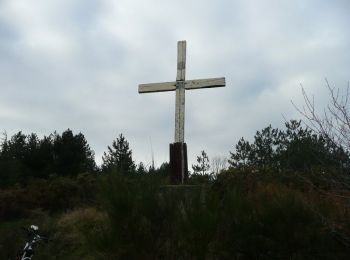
xmin=0 ymin=0 xmax=349 ymax=167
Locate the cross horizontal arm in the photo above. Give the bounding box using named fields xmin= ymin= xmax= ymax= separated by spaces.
xmin=139 ymin=81 xmax=176 ymax=93
xmin=185 ymin=77 xmax=225 ymax=90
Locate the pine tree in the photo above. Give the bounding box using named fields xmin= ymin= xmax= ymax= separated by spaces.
xmin=53 ymin=129 xmax=96 ymax=176
xmin=229 ymin=120 xmax=350 ymax=171
xmin=102 ymin=134 xmax=135 ymax=174
xmin=192 ymin=150 xmax=210 ymax=175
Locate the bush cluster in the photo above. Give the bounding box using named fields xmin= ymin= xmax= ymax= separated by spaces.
xmin=84 ymin=171 xmax=350 ymax=259
xmin=0 ymin=173 xmax=98 ymax=221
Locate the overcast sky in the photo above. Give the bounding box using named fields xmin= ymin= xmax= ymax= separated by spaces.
xmin=0 ymin=0 xmax=349 ymax=168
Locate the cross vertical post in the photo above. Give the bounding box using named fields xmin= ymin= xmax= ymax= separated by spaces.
xmin=173 ymin=41 xmax=187 ymax=183
xmin=175 ymin=41 xmax=186 ymax=143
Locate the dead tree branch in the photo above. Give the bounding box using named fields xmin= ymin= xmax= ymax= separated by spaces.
xmin=292 ymin=79 xmax=350 ymax=151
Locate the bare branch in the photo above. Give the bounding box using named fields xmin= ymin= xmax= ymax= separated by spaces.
xmin=293 ymin=79 xmax=350 ymax=151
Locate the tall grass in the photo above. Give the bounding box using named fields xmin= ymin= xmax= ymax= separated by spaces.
xmin=85 ymin=170 xmax=349 ymax=259
xmin=1 ymin=169 xmax=349 ymax=259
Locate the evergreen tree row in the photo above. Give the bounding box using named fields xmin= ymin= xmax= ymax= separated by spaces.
xmin=0 ymin=130 xmax=168 ymax=187
xmin=2 ymin=119 xmax=349 ymax=187
xmin=229 ymin=120 xmax=350 ymax=172
xmin=191 ymin=120 xmax=350 ymax=177
xmin=0 ymin=129 xmax=96 ymax=186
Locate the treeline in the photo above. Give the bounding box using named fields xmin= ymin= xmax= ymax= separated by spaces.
xmin=0 ymin=129 xmax=96 ymax=186
xmin=229 ymin=120 xmax=350 ymax=172
xmin=0 ymin=130 xmax=168 ymax=187
xmin=2 ymin=120 xmax=350 ymax=187
xmin=192 ymin=120 xmax=350 ymax=180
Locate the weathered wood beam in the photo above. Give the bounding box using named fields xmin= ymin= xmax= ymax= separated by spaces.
xmin=139 ymin=77 xmax=226 ymax=93
xmin=175 ymin=41 xmax=186 ymax=143
xmin=138 ymin=81 xmax=176 ymax=93
xmin=176 ymin=41 xmax=186 ymax=81
xmin=185 ymin=77 xmax=226 ymax=90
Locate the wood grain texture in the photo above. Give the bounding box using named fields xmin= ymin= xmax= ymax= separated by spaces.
xmin=185 ymin=77 xmax=226 ymax=90
xmin=175 ymin=81 xmax=185 ymax=143
xmin=138 ymin=81 xmax=176 ymax=93
xmin=176 ymin=41 xmax=186 ymax=81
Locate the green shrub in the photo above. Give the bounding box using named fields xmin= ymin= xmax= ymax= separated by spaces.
xmin=87 ymin=170 xmax=350 ymax=259
xmin=2 ymin=169 xmax=349 ymax=259
xmin=0 ymin=174 xmax=98 ymax=220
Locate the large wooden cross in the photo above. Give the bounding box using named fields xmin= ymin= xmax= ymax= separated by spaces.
xmin=138 ymin=40 xmax=225 ymax=183
xmin=139 ymin=41 xmax=225 ymax=143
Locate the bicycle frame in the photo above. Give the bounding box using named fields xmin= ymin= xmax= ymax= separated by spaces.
xmin=15 ymin=226 xmax=45 ymax=260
